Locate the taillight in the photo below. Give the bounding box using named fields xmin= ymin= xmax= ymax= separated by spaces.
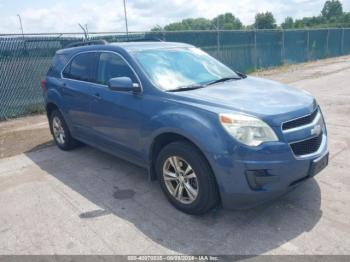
xmin=40 ymin=79 xmax=46 ymax=95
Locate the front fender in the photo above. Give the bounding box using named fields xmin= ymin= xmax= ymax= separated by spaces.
xmin=144 ymin=107 xmax=230 ymax=164
xmin=143 ymin=107 xmax=235 ymax=191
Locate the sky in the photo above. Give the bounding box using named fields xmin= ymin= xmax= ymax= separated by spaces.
xmin=1 ymin=0 xmax=350 ymax=34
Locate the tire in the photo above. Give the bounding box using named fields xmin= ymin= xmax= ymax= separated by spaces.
xmin=49 ymin=110 xmax=78 ymax=150
xmin=156 ymin=141 xmax=219 ymax=215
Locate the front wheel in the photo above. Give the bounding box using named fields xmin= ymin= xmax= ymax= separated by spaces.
xmin=156 ymin=141 xmax=219 ymax=215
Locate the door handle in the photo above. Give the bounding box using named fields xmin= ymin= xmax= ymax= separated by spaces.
xmin=93 ymin=92 xmax=101 ymax=99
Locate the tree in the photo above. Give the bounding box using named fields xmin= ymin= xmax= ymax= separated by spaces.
xmin=158 ymin=13 xmax=242 ymax=31
xmin=281 ymin=17 xmax=294 ymax=29
xmin=151 ymin=25 xmax=163 ymax=32
xmin=254 ymin=12 xmax=277 ymax=29
xmin=212 ymin=13 xmax=243 ymax=30
xmin=164 ymin=22 xmax=186 ymax=31
xmin=293 ymin=15 xmax=328 ymax=28
xmin=321 ymin=0 xmax=343 ymax=19
xmin=164 ymin=18 xmax=213 ymax=31
xmin=182 ymin=18 xmax=213 ymax=30
xmin=337 ymin=12 xmax=350 ymax=27
xmin=151 ymin=1 xmax=350 ymax=32
xmin=293 ymin=19 xmax=305 ymax=28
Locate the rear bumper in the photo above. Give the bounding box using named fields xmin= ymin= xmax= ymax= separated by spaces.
xmin=207 ymin=136 xmax=328 ymax=209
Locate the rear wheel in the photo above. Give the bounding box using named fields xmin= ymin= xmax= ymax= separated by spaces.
xmin=156 ymin=141 xmax=219 ymax=215
xmin=50 ymin=110 xmax=78 ymax=150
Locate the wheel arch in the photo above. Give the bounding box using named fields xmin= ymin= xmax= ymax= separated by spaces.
xmin=149 ymin=132 xmax=222 ymax=205
xmin=46 ymin=102 xmax=60 ymax=135
xmin=46 ymin=102 xmax=59 ymax=119
xmin=45 ymin=85 xmax=67 ymax=120
xmin=149 ymin=132 xmax=214 ymax=180
xmin=45 ymin=102 xmax=72 ymax=136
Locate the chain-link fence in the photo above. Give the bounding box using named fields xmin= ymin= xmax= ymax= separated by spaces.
xmin=1 ymin=29 xmax=350 ymax=120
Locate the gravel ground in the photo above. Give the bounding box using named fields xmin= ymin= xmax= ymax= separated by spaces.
xmin=0 ymin=55 xmax=349 ymax=255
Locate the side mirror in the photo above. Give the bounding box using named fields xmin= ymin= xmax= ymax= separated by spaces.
xmin=107 ymin=77 xmax=141 ymax=93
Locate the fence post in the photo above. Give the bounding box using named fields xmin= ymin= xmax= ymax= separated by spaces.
xmin=254 ymin=30 xmax=257 ymax=70
xmin=281 ymin=30 xmax=285 ymax=65
xmin=341 ymin=28 xmax=345 ymax=55
xmin=306 ymin=30 xmax=310 ymax=61
xmin=326 ymin=29 xmax=330 ymax=57
xmin=217 ymin=29 xmax=220 ymax=60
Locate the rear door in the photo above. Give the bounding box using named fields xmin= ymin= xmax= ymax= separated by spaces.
xmin=61 ymin=52 xmax=99 ymax=140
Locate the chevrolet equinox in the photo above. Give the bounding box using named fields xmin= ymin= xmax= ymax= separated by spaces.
xmin=42 ymin=40 xmax=329 ymax=215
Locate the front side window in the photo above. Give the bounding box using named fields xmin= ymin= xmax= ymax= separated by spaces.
xmin=97 ymin=53 xmax=138 ymax=85
xmin=63 ymin=53 xmax=98 ymax=82
xmin=132 ymin=47 xmax=239 ymax=91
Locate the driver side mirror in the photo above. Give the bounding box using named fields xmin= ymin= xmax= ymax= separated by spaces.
xmin=107 ymin=77 xmax=141 ymax=93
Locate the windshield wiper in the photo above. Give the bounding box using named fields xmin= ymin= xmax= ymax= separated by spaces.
xmin=167 ymin=84 xmax=204 ymax=92
xmin=167 ymin=74 xmax=245 ymax=92
xmin=235 ymin=71 xmax=247 ymax=79
xmin=204 ymin=76 xmax=242 ymax=87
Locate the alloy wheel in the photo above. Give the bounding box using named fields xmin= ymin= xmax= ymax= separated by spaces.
xmin=162 ymin=156 xmax=199 ymax=204
xmin=52 ymin=116 xmax=66 ymax=145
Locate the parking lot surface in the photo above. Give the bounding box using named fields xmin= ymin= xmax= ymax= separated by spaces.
xmin=0 ymin=56 xmax=350 ymax=255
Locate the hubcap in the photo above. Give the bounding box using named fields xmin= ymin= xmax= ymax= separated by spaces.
xmin=163 ymin=156 xmax=198 ymax=204
xmin=52 ymin=116 xmax=65 ymax=145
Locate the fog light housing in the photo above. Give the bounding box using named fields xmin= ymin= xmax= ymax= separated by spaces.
xmin=245 ymin=170 xmax=279 ymax=190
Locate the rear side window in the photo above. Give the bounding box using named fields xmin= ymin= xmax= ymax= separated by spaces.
xmin=63 ymin=53 xmax=98 ymax=82
xmin=97 ymin=53 xmax=138 ymax=85
xmin=47 ymin=54 xmax=68 ymax=77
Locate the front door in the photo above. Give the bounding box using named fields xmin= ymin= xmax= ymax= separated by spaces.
xmin=89 ymin=52 xmax=144 ymax=162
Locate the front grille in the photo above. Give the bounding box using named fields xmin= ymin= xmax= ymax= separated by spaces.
xmin=282 ymin=108 xmax=318 ymax=130
xmin=290 ymin=133 xmax=323 ymax=156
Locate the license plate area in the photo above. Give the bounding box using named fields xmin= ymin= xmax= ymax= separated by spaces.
xmin=309 ymin=152 xmax=329 ymax=177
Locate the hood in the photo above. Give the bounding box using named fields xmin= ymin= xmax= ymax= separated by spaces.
xmin=171 ymin=76 xmax=316 ymax=126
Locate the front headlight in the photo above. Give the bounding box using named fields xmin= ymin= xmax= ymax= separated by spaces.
xmin=219 ymin=113 xmax=278 ymax=146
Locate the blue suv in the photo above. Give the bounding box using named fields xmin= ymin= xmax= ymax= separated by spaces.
xmin=42 ymin=40 xmax=329 ymax=215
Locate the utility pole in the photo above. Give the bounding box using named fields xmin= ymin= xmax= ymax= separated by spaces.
xmin=123 ymin=0 xmax=129 ymax=39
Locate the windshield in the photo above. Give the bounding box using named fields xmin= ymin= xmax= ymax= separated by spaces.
xmin=132 ymin=47 xmax=239 ymax=91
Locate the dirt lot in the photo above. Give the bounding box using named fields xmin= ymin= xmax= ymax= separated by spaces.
xmin=0 ymin=55 xmax=350 ymax=255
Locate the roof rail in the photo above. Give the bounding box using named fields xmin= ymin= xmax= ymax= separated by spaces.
xmin=64 ymin=39 xmax=108 ymax=48
xmin=125 ymin=37 xmax=163 ymax=42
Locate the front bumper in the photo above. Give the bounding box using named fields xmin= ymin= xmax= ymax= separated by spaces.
xmin=208 ymin=134 xmax=328 ymax=210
